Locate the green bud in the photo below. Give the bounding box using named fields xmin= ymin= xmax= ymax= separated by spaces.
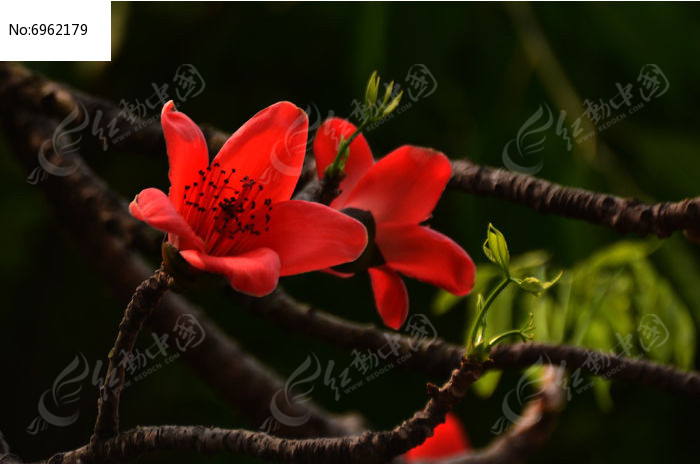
xmin=364 ymin=71 xmax=380 ymax=107
xmin=514 ymin=271 xmax=563 ymax=296
xmin=382 ymin=81 xmax=395 ymax=106
xmin=483 ymin=223 xmax=510 ymax=274
xmin=516 ymin=277 xmax=545 ymax=294
xmin=381 ymin=90 xmax=403 ymax=117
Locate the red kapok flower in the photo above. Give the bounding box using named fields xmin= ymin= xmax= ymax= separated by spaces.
xmin=129 ymin=102 xmax=367 ymax=296
xmin=404 ymin=413 xmax=472 ymax=461
xmin=313 ymin=117 xmax=475 ymax=329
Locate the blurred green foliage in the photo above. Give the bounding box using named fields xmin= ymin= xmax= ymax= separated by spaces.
xmin=434 ymin=238 xmax=696 ymax=404
xmin=1 ymin=2 xmax=699 ymax=463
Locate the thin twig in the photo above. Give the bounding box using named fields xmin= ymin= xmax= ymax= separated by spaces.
xmin=92 ymin=267 xmax=172 ymax=440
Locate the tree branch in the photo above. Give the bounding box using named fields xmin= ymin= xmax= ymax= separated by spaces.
xmin=48 ymin=359 xmax=483 ymax=464
xmin=490 ymin=342 xmax=700 ymax=395
xmin=438 ymin=366 xmax=566 ymax=464
xmin=92 ymin=267 xmax=172 ymax=440
xmin=449 ymin=159 xmax=700 ymax=241
xmin=238 ymin=289 xmax=700 ymax=396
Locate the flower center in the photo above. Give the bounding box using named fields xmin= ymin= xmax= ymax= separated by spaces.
xmin=181 ymin=162 xmax=272 ymax=256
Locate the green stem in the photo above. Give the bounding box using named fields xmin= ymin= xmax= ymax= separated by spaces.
xmin=466 ymin=278 xmax=511 ymax=354
xmin=329 ymin=117 xmax=370 ymax=174
xmin=487 ymin=329 xmax=528 ymax=348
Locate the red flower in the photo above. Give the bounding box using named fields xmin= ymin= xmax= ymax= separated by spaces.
xmin=314 ymin=118 xmax=475 ymax=329
xmin=129 ymin=102 xmax=367 ymax=296
xmin=404 ymin=413 xmax=471 ymax=461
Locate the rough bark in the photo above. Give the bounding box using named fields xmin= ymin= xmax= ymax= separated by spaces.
xmin=48 ymin=359 xmax=483 ymax=464
xmin=92 ymin=267 xmax=172 ymax=440
xmin=450 ymin=159 xmax=700 ymax=240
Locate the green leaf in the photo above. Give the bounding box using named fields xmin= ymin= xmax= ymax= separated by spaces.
xmin=483 ymin=223 xmax=510 ymax=274
xmin=381 ymin=81 xmax=394 ymax=106
xmin=584 ymin=240 xmax=657 ymax=271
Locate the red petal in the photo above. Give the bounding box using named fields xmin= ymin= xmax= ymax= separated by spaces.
xmin=240 ymin=200 xmax=368 ymax=276
xmin=376 ymin=223 xmax=475 ymax=295
xmin=212 ymin=102 xmax=308 ymax=203
xmin=340 ymin=146 xmax=452 ymax=223
xmin=161 ymin=101 xmax=210 ymax=211
xmin=313 ymin=118 xmax=374 ymax=206
xmin=179 ymin=248 xmax=281 ymax=297
xmin=404 ymin=413 xmax=471 ymax=460
xmin=368 ymin=266 xmax=409 ymax=329
xmin=129 ymin=188 xmax=204 ymax=251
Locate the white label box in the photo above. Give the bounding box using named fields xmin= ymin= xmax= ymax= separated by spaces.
xmin=0 ymin=0 xmax=110 ymax=61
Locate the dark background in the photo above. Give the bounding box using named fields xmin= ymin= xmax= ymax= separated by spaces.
xmin=1 ymin=2 xmax=699 ymax=463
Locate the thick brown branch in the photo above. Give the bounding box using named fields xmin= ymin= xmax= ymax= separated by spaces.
xmin=238 ymin=289 xmax=464 ymax=377
xmin=239 ymin=290 xmax=700 ymax=396
xmin=0 ymin=368 xmax=568 ymax=464
xmin=450 ymin=159 xmax=700 ymax=240
xmin=48 ymin=359 xmax=482 ymax=464
xmin=490 ymin=342 xmax=700 ymax=395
